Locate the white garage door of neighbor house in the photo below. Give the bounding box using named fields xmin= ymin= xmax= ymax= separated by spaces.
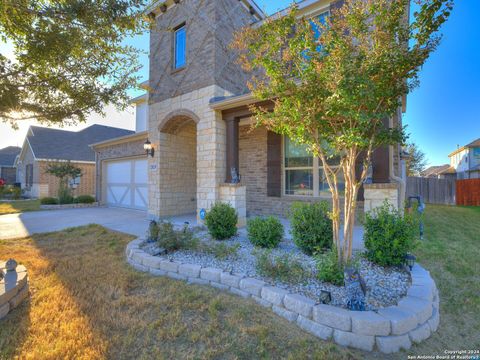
xmin=106 ymin=159 xmax=148 ymax=210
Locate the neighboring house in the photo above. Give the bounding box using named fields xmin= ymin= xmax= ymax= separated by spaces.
xmin=16 ymin=125 xmax=134 ymax=198
xmin=0 ymin=146 xmax=21 ymax=184
xmin=421 ymin=164 xmax=456 ymax=179
xmin=93 ymin=0 xmax=407 ymax=224
xmin=448 ymin=138 xmax=480 ymax=179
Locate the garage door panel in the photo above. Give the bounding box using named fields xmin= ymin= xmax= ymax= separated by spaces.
xmin=105 ymin=159 xmax=147 ymax=211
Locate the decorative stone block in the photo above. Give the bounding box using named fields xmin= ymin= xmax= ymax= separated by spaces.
xmin=252 ymin=295 xmax=272 ymax=308
xmin=428 ymin=307 xmax=440 ymax=333
xmin=376 ymin=334 xmax=412 ymax=354
xmin=239 ymin=278 xmax=265 ymax=297
xmin=141 ymin=255 xmax=163 ymax=269
xmin=210 ymin=281 xmax=229 ymax=291
xmin=313 ymin=304 xmax=352 ymax=331
xmin=149 ymin=268 xmax=167 ymax=276
xmin=220 ymin=272 xmax=242 ymax=288
xmin=188 ymin=277 xmax=210 ymax=286
xmin=351 ymin=311 xmax=391 ymax=336
xmin=131 ymin=262 xmax=148 ymax=272
xmin=409 ymin=322 xmax=432 ymax=343
xmin=297 ymin=316 xmax=333 ymax=340
xmin=0 ymin=302 xmax=9 ymax=319
xmin=229 ymin=287 xmax=250 ymax=299
xmin=377 ymin=306 xmax=418 ymax=335
xmin=363 ymin=183 xmax=399 ymax=214
xmin=261 ymin=286 xmax=288 ymax=306
xmin=159 ymin=260 xmax=179 ymax=273
xmin=397 ymin=296 xmax=432 ymax=324
xmin=333 ymin=329 xmax=375 ymax=352
xmin=200 ymin=267 xmax=222 ymax=282
xmin=407 ymin=285 xmax=434 ymax=302
xmin=131 ymin=251 xmax=146 ymax=265
xmin=272 ymin=305 xmax=298 ymax=322
xmin=9 ymin=284 xmax=29 ymax=308
xmin=166 ymin=272 xmax=187 ymax=281
xmin=283 ymin=294 xmax=316 ymax=318
xmin=178 ymin=264 xmax=201 ymax=278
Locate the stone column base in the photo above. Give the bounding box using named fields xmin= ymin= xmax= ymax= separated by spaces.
xmin=219 ymin=183 xmax=247 ymax=227
xmin=364 ymin=183 xmax=399 ymax=214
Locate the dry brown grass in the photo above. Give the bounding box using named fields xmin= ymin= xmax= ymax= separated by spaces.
xmin=1 ymin=205 xmax=477 ymax=359
xmin=0 ymin=225 xmax=359 ymax=360
xmin=0 ymin=200 xmax=41 ymax=215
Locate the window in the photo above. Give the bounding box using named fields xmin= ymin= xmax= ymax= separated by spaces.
xmin=174 ymin=25 xmax=186 ymax=69
xmin=284 ymin=136 xmax=344 ymax=197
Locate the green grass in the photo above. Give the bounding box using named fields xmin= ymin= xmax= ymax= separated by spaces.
xmin=0 ymin=199 xmax=41 ymax=215
xmin=0 ymin=205 xmax=478 ymax=359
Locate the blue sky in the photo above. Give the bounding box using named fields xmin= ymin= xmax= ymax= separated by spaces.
xmin=2 ymin=0 xmax=478 ymax=167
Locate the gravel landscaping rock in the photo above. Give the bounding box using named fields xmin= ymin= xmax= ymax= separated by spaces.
xmin=144 ymin=228 xmax=410 ymax=310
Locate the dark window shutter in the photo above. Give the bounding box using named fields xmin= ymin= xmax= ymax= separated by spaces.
xmin=267 ymin=131 xmax=282 ymax=197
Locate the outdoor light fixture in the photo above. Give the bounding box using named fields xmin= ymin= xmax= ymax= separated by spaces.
xmin=319 ymin=290 xmax=332 ymax=304
xmin=405 ymin=253 xmax=416 ymax=271
xmin=144 ymin=139 xmax=154 ymax=157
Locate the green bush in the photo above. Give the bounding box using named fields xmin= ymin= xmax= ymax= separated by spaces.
xmin=289 ymin=201 xmax=333 ymax=255
xmin=74 ymin=195 xmax=95 ymax=204
xmin=10 ymin=186 xmax=21 ymax=200
xmin=40 ymin=197 xmax=58 ymax=205
xmin=255 ymin=250 xmax=310 ymax=283
xmin=204 ymin=202 xmax=238 ymax=240
xmin=315 ymin=247 xmax=344 ymax=286
xmin=364 ymin=201 xmax=418 ymax=267
xmin=157 ymin=222 xmax=198 ymax=252
xmin=247 ymin=216 xmax=284 ymax=248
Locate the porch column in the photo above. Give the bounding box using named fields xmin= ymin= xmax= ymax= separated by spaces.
xmin=225 ymin=117 xmax=240 ymax=183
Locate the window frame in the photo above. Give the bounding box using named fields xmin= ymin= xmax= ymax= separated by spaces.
xmin=282 ymin=136 xmax=343 ymax=198
xmin=173 ymin=23 xmax=186 ymax=70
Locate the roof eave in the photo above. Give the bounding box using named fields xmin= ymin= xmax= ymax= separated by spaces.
xmin=90 ymin=131 xmax=149 ymax=149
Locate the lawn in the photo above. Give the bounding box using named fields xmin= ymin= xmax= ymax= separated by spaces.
xmin=0 ymin=205 xmax=478 ymax=359
xmin=0 ymin=200 xmax=41 ymax=215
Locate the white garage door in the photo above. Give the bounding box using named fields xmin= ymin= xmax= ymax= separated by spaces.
xmin=105 ymin=158 xmax=148 ymax=210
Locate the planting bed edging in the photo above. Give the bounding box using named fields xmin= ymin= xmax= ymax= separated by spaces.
xmin=126 ymin=238 xmax=440 ymax=354
xmin=40 ymin=202 xmax=99 ymax=210
xmin=0 ymin=262 xmax=29 ymax=320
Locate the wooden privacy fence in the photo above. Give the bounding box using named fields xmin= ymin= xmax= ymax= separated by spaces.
xmin=406 ymin=177 xmax=456 ymax=205
xmin=456 ymin=179 xmax=480 ymax=206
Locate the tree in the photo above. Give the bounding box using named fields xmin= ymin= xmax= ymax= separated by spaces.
xmin=0 ymin=0 xmax=147 ymax=128
xmin=405 ymin=141 xmax=428 ymax=176
xmin=232 ymin=0 xmax=452 ymax=265
xmin=46 ymin=162 xmax=82 ymax=203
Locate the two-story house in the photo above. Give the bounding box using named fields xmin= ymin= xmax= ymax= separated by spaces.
xmin=92 ymin=0 xmax=407 ymax=225
xmin=448 ymin=138 xmax=480 ymax=179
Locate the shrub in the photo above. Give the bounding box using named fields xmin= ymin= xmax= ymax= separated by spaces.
xmin=289 ymin=201 xmax=333 ymax=255
xmin=10 ymin=186 xmax=21 ymax=200
xmin=364 ymin=201 xmax=418 ymax=267
xmin=74 ymin=195 xmax=95 ymax=204
xmin=255 ymin=250 xmax=309 ymax=283
xmin=41 ymin=197 xmax=58 ymax=205
xmin=157 ymin=222 xmax=198 ymax=252
xmin=147 ymin=220 xmax=160 ymax=242
xmin=200 ymin=242 xmax=240 ymax=260
xmin=315 ymin=247 xmax=344 ymax=286
xmin=247 ymin=216 xmax=284 ymax=248
xmin=204 ymin=202 xmax=238 ymax=240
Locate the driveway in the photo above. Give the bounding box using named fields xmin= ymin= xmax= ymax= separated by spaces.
xmin=0 ymin=207 xmax=150 ymax=240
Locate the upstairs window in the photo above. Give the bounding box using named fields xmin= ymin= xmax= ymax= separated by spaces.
xmin=174 ymin=25 xmax=186 ymax=69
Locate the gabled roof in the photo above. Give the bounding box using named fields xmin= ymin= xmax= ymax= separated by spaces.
xmin=0 ymin=146 xmax=21 ymax=167
xmin=26 ymin=125 xmax=134 ymax=162
xmin=449 ymin=138 xmax=480 ymax=157
xmin=421 ymin=164 xmax=452 ymax=177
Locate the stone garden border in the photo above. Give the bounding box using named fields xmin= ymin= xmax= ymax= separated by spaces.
xmin=126 ymin=239 xmax=440 ymax=354
xmin=0 ymin=262 xmax=29 ymax=320
xmin=40 ymin=202 xmax=99 ymax=210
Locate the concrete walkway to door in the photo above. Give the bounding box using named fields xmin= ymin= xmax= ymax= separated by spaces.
xmin=0 ymin=207 xmax=150 ymax=240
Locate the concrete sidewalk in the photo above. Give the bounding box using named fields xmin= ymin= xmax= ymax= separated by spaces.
xmin=0 ymin=207 xmax=150 ymax=240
